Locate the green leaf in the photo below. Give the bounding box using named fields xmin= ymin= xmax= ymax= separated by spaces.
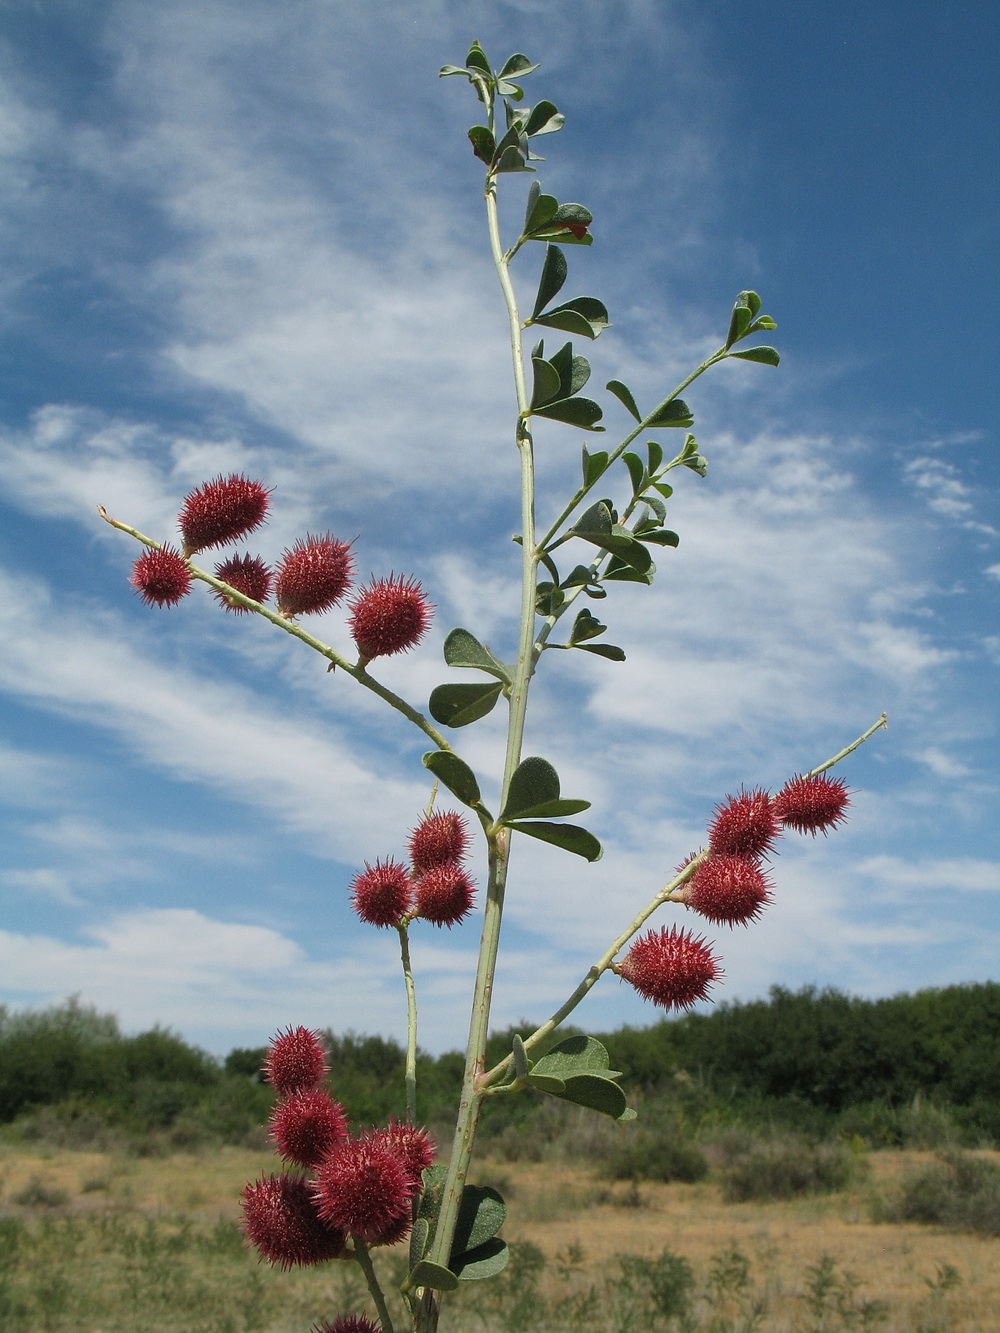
xmin=406 ymin=1259 xmax=459 ymax=1293
xmin=422 ymin=751 xmax=482 ymax=807
xmin=495 ymin=145 xmax=531 ymax=173
xmin=453 ymin=1238 xmax=510 ymax=1281
xmin=603 ymin=557 xmax=655 ymax=584
xmin=727 ymin=345 xmax=780 ymax=366
xmin=652 ymin=481 xmax=674 ymax=499
xmin=570 ymin=500 xmax=613 ymax=541
xmin=512 ymin=1034 xmax=529 ymax=1080
xmin=530 ymin=355 xmax=561 ymax=408
xmin=451 ymin=1184 xmax=507 ymax=1256
xmin=623 ymin=451 xmax=645 ymax=495
xmin=637 ymin=529 xmax=680 ymax=547
xmin=498 ymin=53 xmax=539 ymax=80
xmin=640 ymin=492 xmax=667 ymax=524
xmin=465 ymin=41 xmax=492 ymax=77
xmin=549 ymin=341 xmax=589 ymax=398
xmin=439 ymin=64 xmax=471 ymax=79
xmin=429 ymin=681 xmax=503 ymax=728
xmin=409 ymin=1216 xmax=430 ymax=1268
xmin=467 ymin=126 xmax=495 ymax=163
xmin=602 ymin=530 xmax=653 ymax=572
xmin=748 ymin=314 xmax=777 ymax=332
xmin=507 ymin=821 xmax=603 ymax=861
xmin=523 ymin=184 xmax=559 ymax=235
xmin=533 ymin=397 xmax=605 ymax=430
xmin=524 ymin=99 xmax=563 ymax=136
xmin=531 ymin=245 xmax=567 ymax=318
xmin=491 ymin=122 xmax=524 ymax=164
xmin=526 ymin=1072 xmax=565 ymax=1094
xmin=576 ymin=642 xmax=626 ymax=661
xmin=499 ymin=756 xmax=559 ymax=821
xmin=533 ymin=296 xmax=609 ymax=340
xmin=647 ymin=398 xmax=694 ymax=428
xmin=683 ymin=455 xmax=707 ymax=477
xmin=558 ymin=1073 xmax=629 ymax=1118
xmin=646 ymin=440 xmax=664 ymax=472
xmin=496 ymin=80 xmax=524 ymax=100
xmin=606 ymin=380 xmax=642 ymax=421
xmin=443 ymin=628 xmax=511 ymax=684
xmin=569 ymin=608 xmax=606 ymax=643
xmin=581 ymin=447 xmax=609 ymax=487
xmin=725 ymin=290 xmax=762 ymax=349
xmin=532 ymin=1033 xmax=613 ymax=1075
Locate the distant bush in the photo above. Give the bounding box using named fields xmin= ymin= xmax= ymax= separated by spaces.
xmin=876 ymin=1151 xmax=1000 ymax=1236
xmin=837 ymin=1095 xmax=973 ymax=1149
xmin=603 ymin=1126 xmax=708 ymax=1183
xmin=721 ymin=1133 xmax=860 ymax=1202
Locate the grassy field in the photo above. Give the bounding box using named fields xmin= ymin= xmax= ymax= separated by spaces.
xmin=0 ymin=1142 xmax=997 ymax=1331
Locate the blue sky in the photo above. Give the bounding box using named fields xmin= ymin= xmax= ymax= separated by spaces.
xmin=1 ymin=0 xmax=997 ymax=1057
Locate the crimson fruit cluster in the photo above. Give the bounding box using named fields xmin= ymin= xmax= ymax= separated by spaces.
xmin=128 ymin=473 xmax=432 ymax=660
xmin=616 ymin=773 xmax=850 ymax=1010
xmin=351 ymin=810 xmax=476 ymax=929
xmin=242 ymin=1027 xmax=434 ymax=1286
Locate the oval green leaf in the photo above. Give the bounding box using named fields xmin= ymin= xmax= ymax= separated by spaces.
xmin=429 ymin=681 xmax=503 ymax=728
xmin=533 ymin=397 xmax=605 ymax=429
xmin=443 ymin=628 xmax=511 ymax=683
xmin=500 ymin=755 xmax=560 ymax=821
xmin=422 ymin=751 xmax=482 ymax=807
xmin=508 ymin=821 xmax=603 ymax=862
xmin=727 ymin=345 xmax=780 ymax=366
xmin=406 ymin=1259 xmax=459 ymax=1292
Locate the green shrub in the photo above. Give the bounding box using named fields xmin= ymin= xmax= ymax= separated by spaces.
xmin=721 ymin=1133 xmax=860 ymax=1202
xmin=877 ymin=1151 xmax=1000 ymax=1236
xmin=603 ymin=1126 xmax=708 ymax=1183
xmin=617 ymin=1249 xmax=694 ymax=1322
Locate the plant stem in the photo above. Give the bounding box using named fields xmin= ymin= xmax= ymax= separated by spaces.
xmin=398 ymin=924 xmax=418 ymax=1123
xmin=809 ymin=713 xmax=887 ymax=774
xmin=425 ymin=163 xmax=538 ymax=1276
xmin=352 ymin=1238 xmax=395 ymax=1333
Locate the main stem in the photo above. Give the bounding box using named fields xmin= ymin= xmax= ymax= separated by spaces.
xmin=424 ymin=169 xmax=537 ymax=1282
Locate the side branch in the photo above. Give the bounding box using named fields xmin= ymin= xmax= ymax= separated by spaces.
xmin=98 ymin=506 xmax=454 ymax=754
xmin=481 ymin=711 xmax=889 ymax=1088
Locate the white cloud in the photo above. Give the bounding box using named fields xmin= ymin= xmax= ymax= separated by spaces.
xmin=857 ymin=855 xmax=1000 ymax=894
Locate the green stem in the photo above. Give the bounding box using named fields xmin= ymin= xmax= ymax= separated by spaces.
xmin=426 ymin=160 xmax=539 ymax=1275
xmin=398 ymin=925 xmax=418 ymax=1124
xmin=810 ymin=712 xmax=887 ymax=773
xmin=98 ymin=507 xmax=453 ymax=753
xmin=352 ymin=1237 xmax=395 ymax=1333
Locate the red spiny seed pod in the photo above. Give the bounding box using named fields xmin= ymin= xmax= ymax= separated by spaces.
xmin=312 ymin=1317 xmax=382 ymax=1333
xmin=262 ymin=1026 xmax=329 ymax=1095
xmin=269 ymin=1089 xmax=350 ymax=1168
xmin=348 ymin=574 xmax=433 ymax=660
xmin=240 ymin=1172 xmax=345 ymax=1268
xmin=213 ymin=553 xmax=273 ymax=613
xmin=617 ymin=925 xmax=723 ymax=1011
xmin=130 ymin=546 xmax=192 ymax=608
xmin=413 ymin=864 xmax=476 ymax=928
xmin=774 ymin=773 xmax=852 ymax=835
xmin=311 ymin=1137 xmax=415 ymax=1242
xmin=364 ymin=1118 xmax=437 ymax=1183
xmin=350 ymin=858 xmax=413 ymax=928
xmin=708 ymin=787 xmax=780 ymax=858
xmin=686 ymin=854 xmax=773 ymax=927
xmin=408 ymin=811 xmax=470 ymax=872
xmin=178 ymin=473 xmax=270 ymax=555
xmin=276 ymin=534 xmax=354 ymax=617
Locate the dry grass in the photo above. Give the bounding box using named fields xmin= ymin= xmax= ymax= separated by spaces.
xmin=0 ymin=1142 xmax=997 ymax=1330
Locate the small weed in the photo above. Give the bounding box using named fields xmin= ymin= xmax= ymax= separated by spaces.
xmin=10 ymin=1175 xmax=68 ymax=1208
